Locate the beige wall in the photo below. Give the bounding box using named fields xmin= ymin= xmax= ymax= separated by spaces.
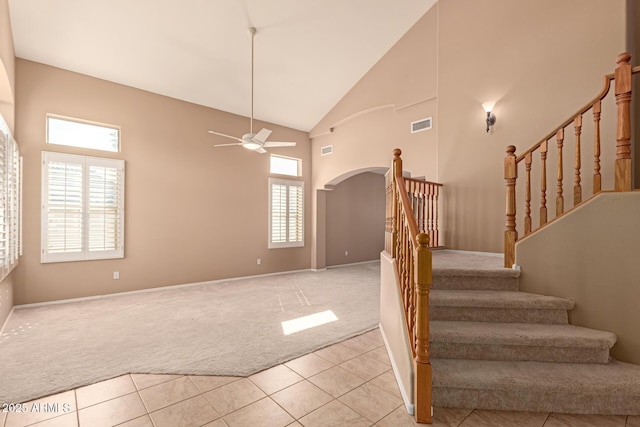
xmin=0 ymin=0 xmax=15 ymax=328
xmin=14 ymin=59 xmax=311 ymax=304
xmin=437 ymin=0 xmax=626 ymax=252
xmin=326 ymin=172 xmax=385 ymax=267
xmin=516 ymin=191 xmax=640 ymax=364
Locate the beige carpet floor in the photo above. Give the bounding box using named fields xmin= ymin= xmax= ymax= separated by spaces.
xmin=0 ymin=262 xmax=380 ymax=405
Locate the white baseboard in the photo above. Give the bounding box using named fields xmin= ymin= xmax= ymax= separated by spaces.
xmin=326 ymin=259 xmax=380 ymax=269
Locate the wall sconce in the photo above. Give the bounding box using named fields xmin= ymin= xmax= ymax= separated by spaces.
xmin=482 ymin=102 xmax=496 ymax=133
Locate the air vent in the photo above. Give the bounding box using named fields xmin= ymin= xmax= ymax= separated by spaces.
xmin=321 ymin=145 xmax=333 ymax=156
xmin=411 ymin=117 xmax=432 ymax=133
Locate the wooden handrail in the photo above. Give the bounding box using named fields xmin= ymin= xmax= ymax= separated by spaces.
xmin=504 ymin=53 xmax=636 ymax=268
xmin=385 ymin=149 xmax=434 ymax=424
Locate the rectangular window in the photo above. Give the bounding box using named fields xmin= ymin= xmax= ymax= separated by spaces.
xmin=42 ymin=152 xmax=124 ymax=263
xmin=270 ymin=154 xmax=301 ymax=177
xmin=269 ymin=178 xmax=303 ymax=248
xmin=46 ymin=115 xmax=120 ymax=152
xmin=0 ymin=129 xmax=21 ymax=280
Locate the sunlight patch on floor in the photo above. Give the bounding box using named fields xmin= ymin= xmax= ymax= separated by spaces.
xmin=281 ymin=310 xmax=338 ymax=335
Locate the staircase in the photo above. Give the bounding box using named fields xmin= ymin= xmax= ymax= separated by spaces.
xmin=429 ymin=250 xmax=640 ymax=415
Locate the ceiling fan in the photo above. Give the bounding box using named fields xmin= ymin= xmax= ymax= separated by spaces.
xmin=208 ymin=27 xmax=296 ymax=154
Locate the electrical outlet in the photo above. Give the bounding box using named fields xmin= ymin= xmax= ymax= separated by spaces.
xmin=257 ymin=258 xmax=261 ymax=265
xmin=345 ymin=251 xmax=348 ymax=256
xmin=113 ymin=271 xmax=120 ymax=280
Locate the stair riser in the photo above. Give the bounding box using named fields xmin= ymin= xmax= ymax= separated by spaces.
xmin=431 ymin=343 xmax=611 ymax=364
xmin=430 ymin=307 xmax=568 ymax=324
xmin=432 ymin=275 xmax=519 ymax=291
xmin=433 ymin=387 xmax=640 ymax=415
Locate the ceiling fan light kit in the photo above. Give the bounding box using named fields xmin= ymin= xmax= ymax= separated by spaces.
xmin=208 ymin=27 xmax=296 ymax=154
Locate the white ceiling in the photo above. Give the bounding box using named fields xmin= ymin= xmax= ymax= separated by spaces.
xmin=8 ymin=0 xmax=436 ymax=132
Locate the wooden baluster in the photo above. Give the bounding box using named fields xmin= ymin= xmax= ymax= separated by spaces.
xmin=414 ymin=232 xmax=432 ymax=424
xmin=614 ymin=52 xmax=632 ymax=192
xmin=504 ymin=146 xmax=517 ymax=268
xmin=573 ymin=115 xmax=582 ymax=205
xmin=524 ymin=153 xmax=532 ymax=235
xmin=540 ymin=140 xmax=548 ymax=226
xmin=434 ymin=185 xmax=440 ymax=247
xmin=593 ymin=101 xmax=602 ymax=194
xmin=556 ymin=128 xmax=565 ymax=216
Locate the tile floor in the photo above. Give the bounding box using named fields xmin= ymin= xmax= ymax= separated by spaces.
xmin=3 ymin=328 xmax=639 ymax=427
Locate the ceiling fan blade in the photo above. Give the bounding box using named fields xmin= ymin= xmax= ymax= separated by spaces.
xmin=213 ymin=143 xmax=243 ymax=147
xmin=208 ymin=130 xmax=243 ymax=142
xmin=255 ymin=147 xmax=267 ymax=154
xmin=253 ymin=128 xmax=272 ymax=143
xmin=262 ymin=141 xmax=297 ymax=148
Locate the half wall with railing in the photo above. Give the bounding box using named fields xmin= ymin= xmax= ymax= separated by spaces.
xmin=504 ymin=52 xmax=638 ymax=268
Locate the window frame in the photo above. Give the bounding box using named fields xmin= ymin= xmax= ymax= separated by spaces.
xmin=41 ymin=151 xmax=125 ymax=263
xmin=269 ymin=154 xmax=301 ymax=177
xmin=0 ymin=128 xmax=21 ymax=281
xmin=268 ymin=177 xmax=304 ymax=249
xmin=46 ymin=114 xmax=121 ymax=153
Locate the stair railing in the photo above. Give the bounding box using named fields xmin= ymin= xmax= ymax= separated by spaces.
xmin=384 ymin=148 xmax=434 ymax=424
xmin=504 ymin=52 xmax=638 ymax=268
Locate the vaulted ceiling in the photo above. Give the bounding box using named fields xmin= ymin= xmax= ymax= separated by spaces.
xmin=9 ymin=0 xmax=437 ymax=131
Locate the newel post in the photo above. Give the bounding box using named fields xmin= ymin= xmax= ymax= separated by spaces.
xmin=387 ymin=149 xmax=403 ymax=257
xmin=414 ymin=232 xmax=432 ymax=424
xmin=614 ymin=52 xmax=633 ymax=192
xmin=504 ymin=145 xmax=518 ymax=268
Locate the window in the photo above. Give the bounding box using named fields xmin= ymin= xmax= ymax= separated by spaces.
xmin=269 ymin=178 xmax=303 ymax=248
xmin=46 ymin=115 xmax=120 ymax=152
xmin=42 ymin=152 xmax=124 ymax=263
xmin=0 ymin=128 xmax=20 ymax=280
xmin=270 ymin=154 xmax=301 ymax=177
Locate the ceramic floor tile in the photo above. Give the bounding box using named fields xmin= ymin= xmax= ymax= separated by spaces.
xmin=432 ymin=407 xmax=474 ymax=426
xmin=286 ymin=422 xmax=303 ymax=427
xmin=30 ymin=412 xmax=79 ymax=427
xmin=628 ymin=415 xmax=640 ymax=427
xmin=307 ymin=366 xmax=365 ymax=398
xmin=314 ymin=342 xmax=361 ymax=365
xmin=115 ymin=415 xmax=155 ymax=427
xmin=339 ymin=334 xmax=382 ymax=354
xmin=189 ymin=376 xmax=241 ymax=393
xmin=203 ymin=378 xmax=266 ymax=416
xmin=130 ymin=374 xmax=182 ymax=390
xmin=338 ymin=382 xmax=402 ymax=423
xmin=78 ymin=392 xmax=146 ymax=427
xmin=369 ymin=370 xmax=402 ymax=399
xmin=249 ymin=364 xmax=303 ymax=395
xmin=270 ymin=380 xmax=333 ymax=419
xmin=138 ymin=376 xmax=200 ymax=412
xmin=76 ymin=374 xmax=137 ymax=409
xmin=222 ymin=397 xmax=294 ymax=427
xmin=338 ymin=353 xmax=390 ymax=381
xmin=377 ymin=406 xmax=450 ymax=426
xmin=149 ymin=395 xmax=220 ymax=427
xmin=5 ymin=390 xmax=76 ymax=427
xmin=364 ymin=346 xmax=392 ymax=366
xmin=298 ymin=399 xmax=371 ymax=427
xmin=203 ymin=419 xmax=230 ymax=427
xmin=460 ymin=409 xmax=549 ymax=426
xmin=284 ymin=353 xmax=335 ymax=378
xmin=543 ymin=413 xmax=626 ymax=426
xmin=361 ymin=328 xmax=384 ymax=344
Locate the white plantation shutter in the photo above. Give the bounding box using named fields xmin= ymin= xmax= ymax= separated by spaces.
xmin=269 ymin=178 xmax=303 ymax=248
xmin=0 ymin=130 xmax=21 ymax=279
xmin=42 ymin=152 xmax=124 ymax=262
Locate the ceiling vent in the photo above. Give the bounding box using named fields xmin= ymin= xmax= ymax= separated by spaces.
xmin=321 ymin=145 xmax=334 ymax=156
xmin=411 ymin=117 xmax=432 ymax=133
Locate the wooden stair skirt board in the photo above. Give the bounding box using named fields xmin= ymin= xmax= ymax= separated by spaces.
xmin=427 ymin=262 xmax=640 ymax=415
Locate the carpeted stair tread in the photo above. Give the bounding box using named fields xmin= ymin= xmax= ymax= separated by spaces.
xmin=430 ymin=289 xmax=574 ymax=310
xmin=432 ymin=358 xmax=640 ymax=394
xmin=430 ymin=320 xmax=616 ymax=348
xmin=432 ymin=359 xmax=640 ymax=414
